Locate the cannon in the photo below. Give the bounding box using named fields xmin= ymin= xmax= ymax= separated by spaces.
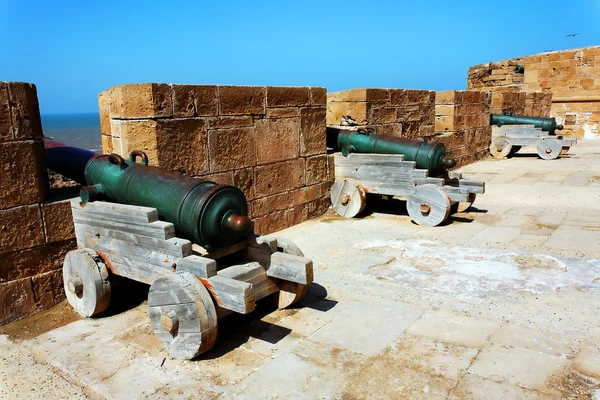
xmin=488 ymin=114 xmax=576 ymax=160
xmin=490 ymin=113 xmax=563 ymax=134
xmin=326 ymin=127 xmax=485 ymax=226
xmin=327 ymin=127 xmax=456 ymax=175
xmin=46 ymin=140 xmax=313 ymax=359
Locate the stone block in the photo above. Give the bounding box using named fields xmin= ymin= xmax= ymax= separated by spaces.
xmin=267 ymin=87 xmax=310 ymax=107
xmin=307 ymin=197 xmax=330 ymax=219
xmin=0 ymin=204 xmax=45 ymax=253
xmin=436 ymin=90 xmax=460 ymax=105
xmin=293 ymin=182 xmax=330 ymax=205
xmin=326 ymin=102 xmax=367 ymax=125
xmin=0 ymin=82 xmax=11 ymax=141
xmin=108 ymin=84 xmax=173 ymax=119
xmin=300 ymin=107 xmax=326 ymax=156
xmin=31 ymin=270 xmax=55 ymax=310
xmin=199 ymin=171 xmax=234 ymax=185
xmin=42 ymin=199 xmax=75 ymax=243
xmin=233 ymin=167 xmax=255 ymax=200
xmin=98 ymin=90 xmax=111 ymax=136
xmin=172 ymin=85 xmax=218 ymax=117
xmin=305 ymin=155 xmax=328 ymax=185
xmin=0 ymin=278 xmax=37 ymax=325
xmin=218 ymin=86 xmax=265 ymax=115
xmin=156 ymin=118 xmax=209 ymax=175
xmin=6 ymin=82 xmax=43 ymax=140
xmin=255 ymin=118 xmax=300 ymax=164
xmin=51 ymin=268 xmax=65 ymax=303
xmin=206 ymin=116 xmax=253 ymax=129
xmin=113 ymin=120 xmax=159 ymax=164
xmin=208 ymin=127 xmax=256 ymax=172
xmin=289 ymin=202 xmax=309 ymax=226
xmin=251 ymin=191 xmax=295 ymax=218
xmin=0 ymin=140 xmax=48 ymax=209
xmin=309 ymin=87 xmax=327 ymax=105
xmin=0 ymin=239 xmax=75 ymax=282
xmin=252 ymin=209 xmax=291 ymax=235
xmin=368 ymin=106 xmax=397 ymax=123
xmin=266 ymin=107 xmax=300 ymax=118
xmin=254 ymin=159 xmax=305 ymax=197
xmin=327 ymin=88 xmax=389 ymax=103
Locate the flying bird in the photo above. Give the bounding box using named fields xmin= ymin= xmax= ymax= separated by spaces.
xmin=565 ymin=33 xmax=579 ymax=37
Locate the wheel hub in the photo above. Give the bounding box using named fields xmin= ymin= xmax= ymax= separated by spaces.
xmin=420 ymin=203 xmax=431 ymax=216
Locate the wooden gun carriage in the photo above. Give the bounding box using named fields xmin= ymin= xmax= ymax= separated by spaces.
xmin=489 ymin=125 xmax=577 ymax=160
xmin=63 ymin=200 xmax=312 ymax=360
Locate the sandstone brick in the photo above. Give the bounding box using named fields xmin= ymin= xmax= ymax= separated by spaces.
xmin=376 ymin=123 xmax=403 ymax=137
xmin=289 ymin=203 xmax=309 ymax=226
xmin=389 ymin=89 xmax=409 ymax=106
xmin=113 ymin=119 xmax=159 ymax=164
xmin=266 ymin=108 xmax=301 ymax=119
xmin=42 ymin=199 xmax=75 ymax=243
xmin=98 ymin=90 xmax=111 ymax=136
xmin=6 ymin=82 xmax=43 ymax=140
xmin=327 ymin=89 xmax=389 ymax=103
xmin=0 ymin=140 xmax=48 ymax=209
xmin=267 ymin=87 xmax=310 ymax=107
xmin=369 ymin=107 xmax=396 ymax=123
xmin=156 ymin=119 xmax=209 ymax=175
xmin=0 ymin=82 xmax=11 ymax=141
xmin=101 ymin=135 xmax=113 ymax=154
xmin=31 ymin=271 xmax=55 ymax=310
xmin=309 ymin=87 xmax=327 ymax=105
xmin=108 ymin=84 xmax=173 ymax=118
xmin=208 ymin=127 xmax=256 ymax=172
xmin=233 ymin=168 xmax=255 ymax=201
xmin=327 ymin=154 xmax=335 ymax=182
xmin=293 ymin=182 xmax=331 ymax=204
xmin=307 ymin=197 xmax=330 ymax=219
xmin=300 ymin=107 xmax=326 ymax=156
xmin=218 ymin=86 xmax=265 ymax=115
xmin=0 ymin=239 xmax=75 ymax=282
xmin=51 ymin=268 xmax=65 ymax=303
xmin=206 ymin=116 xmax=254 ymax=129
xmin=255 ymin=118 xmax=300 ymax=164
xmin=254 ymin=159 xmax=305 ymax=197
xmin=0 ymin=278 xmax=37 ymax=325
xmin=305 ymin=155 xmax=328 ymax=185
xmin=172 ymin=85 xmax=218 ymax=117
xmin=0 ymin=204 xmax=45 ymax=253
xmin=325 ymin=102 xmax=368 ymax=125
xmin=199 ymin=171 xmax=234 ymax=185
xmin=252 ymin=209 xmax=291 ymax=235
xmin=251 ymin=191 xmax=295 ymax=218
xmin=436 ymin=90 xmax=459 ymax=105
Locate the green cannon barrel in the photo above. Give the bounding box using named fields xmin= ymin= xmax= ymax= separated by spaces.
xmin=490 ymin=113 xmax=564 ymax=134
xmin=44 ymin=139 xmax=251 ymax=249
xmin=326 ymin=127 xmax=456 ymax=175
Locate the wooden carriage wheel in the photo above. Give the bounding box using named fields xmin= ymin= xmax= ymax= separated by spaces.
xmin=330 ymin=179 xmax=366 ymax=218
xmin=489 ymin=137 xmax=512 ymax=159
xmin=274 ymin=238 xmax=309 ymax=309
xmin=63 ymin=248 xmax=111 ymax=317
xmin=407 ymin=184 xmax=452 ymax=227
xmin=148 ymin=271 xmax=218 ymax=359
xmin=457 ymin=193 xmax=477 ymax=213
xmin=537 ymin=139 xmax=562 ymax=160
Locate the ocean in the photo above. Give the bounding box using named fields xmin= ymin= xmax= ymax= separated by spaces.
xmin=41 ymin=113 xmax=102 ymax=151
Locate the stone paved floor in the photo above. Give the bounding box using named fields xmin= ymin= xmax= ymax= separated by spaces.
xmin=2 ymin=141 xmax=600 ymax=399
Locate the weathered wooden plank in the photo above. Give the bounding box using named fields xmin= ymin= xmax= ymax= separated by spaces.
xmin=191 ymin=240 xmax=248 ymax=259
xmin=442 ymin=186 xmax=469 ymax=202
xmin=218 ymin=262 xmax=278 ymax=302
xmin=177 ymin=255 xmax=217 ymax=278
xmin=74 ymin=224 xmax=191 ymax=257
xmin=76 ymin=226 xmax=178 ymax=270
xmin=341 ymin=152 xmax=408 ymax=163
xmin=73 ymin=214 xmax=175 ymax=240
xmin=97 ymin=252 xmax=171 ymax=284
xmin=202 ymin=275 xmax=255 ymax=314
xmin=414 ymin=177 xmax=445 ymax=186
xmin=71 ymin=199 xmax=159 ymax=223
xmin=267 ymin=252 xmax=313 ymax=285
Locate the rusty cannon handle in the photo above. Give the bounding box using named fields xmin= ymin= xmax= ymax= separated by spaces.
xmin=108 ymin=153 xmax=127 ymax=169
xmin=129 ymin=150 xmax=149 ymax=166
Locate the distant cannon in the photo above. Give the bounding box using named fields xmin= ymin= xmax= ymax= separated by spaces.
xmin=326 ymin=127 xmax=456 ymax=175
xmin=326 ymin=127 xmax=484 ymax=226
xmin=490 ymin=113 xmax=563 ymax=135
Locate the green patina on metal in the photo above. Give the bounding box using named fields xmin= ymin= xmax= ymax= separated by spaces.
xmin=327 ymin=127 xmax=456 ymax=175
xmin=491 ymin=113 xmax=564 ymax=134
xmin=514 ymin=65 xmax=525 ymax=74
xmin=44 ymin=140 xmax=250 ymax=249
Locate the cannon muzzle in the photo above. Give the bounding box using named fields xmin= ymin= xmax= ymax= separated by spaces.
xmin=44 ymin=139 xmax=251 ymax=249
xmin=326 ymin=127 xmax=456 ymax=175
xmin=490 ymin=113 xmax=563 ymax=134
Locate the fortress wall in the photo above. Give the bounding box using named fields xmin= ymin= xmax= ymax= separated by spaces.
xmin=0 ymin=82 xmax=76 ymax=326
xmin=99 ymin=84 xmax=332 ymax=235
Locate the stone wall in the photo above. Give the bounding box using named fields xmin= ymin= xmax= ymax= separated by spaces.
xmin=467 ymin=46 xmax=600 ymax=138
xmin=488 ymin=91 xmax=553 ymax=117
xmin=434 ymin=91 xmax=491 ymax=168
xmin=99 ymin=84 xmax=332 ymax=235
xmin=326 ymin=89 xmax=436 ymax=139
xmin=0 ymin=82 xmax=76 ymax=326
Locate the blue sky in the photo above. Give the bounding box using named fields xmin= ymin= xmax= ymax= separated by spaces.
xmin=1 ymin=0 xmax=599 ymax=114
